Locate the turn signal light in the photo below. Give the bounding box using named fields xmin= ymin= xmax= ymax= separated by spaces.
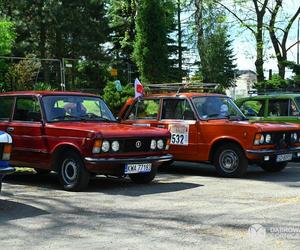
xmin=92 ymin=139 xmax=102 ymax=154
xmin=2 ymin=144 xmax=12 ymax=160
xmin=165 ymin=138 xmax=170 ymax=150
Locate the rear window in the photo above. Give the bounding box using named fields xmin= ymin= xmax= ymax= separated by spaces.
xmin=126 ymin=99 xmax=160 ymax=120
xmin=0 ymin=97 xmax=14 ymax=121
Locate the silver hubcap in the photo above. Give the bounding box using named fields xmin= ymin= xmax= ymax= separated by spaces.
xmin=219 ymin=149 xmax=239 ymax=173
xmin=62 ymin=159 xmax=77 ymax=184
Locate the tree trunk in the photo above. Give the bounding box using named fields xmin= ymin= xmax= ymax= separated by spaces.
xmin=177 ymin=0 xmax=183 ymax=81
xmin=255 ymin=14 xmax=265 ymax=83
xmin=195 ymin=0 xmax=204 ymax=71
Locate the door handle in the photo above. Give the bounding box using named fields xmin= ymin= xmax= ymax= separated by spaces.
xmin=7 ymin=127 xmax=14 ymax=132
xmin=157 ymin=125 xmax=165 ymax=128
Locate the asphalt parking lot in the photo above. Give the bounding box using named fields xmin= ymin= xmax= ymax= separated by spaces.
xmin=1 ymin=162 xmax=300 ymax=249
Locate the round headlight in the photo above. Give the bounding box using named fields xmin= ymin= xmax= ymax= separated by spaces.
xmin=291 ymin=133 xmax=298 ymax=143
xmin=157 ymin=139 xmax=164 ymax=150
xmin=102 ymin=140 xmax=110 ymax=152
xmin=150 ymin=139 xmax=157 ymax=150
xmin=259 ymin=135 xmax=265 ymax=144
xmin=265 ymin=134 xmax=271 ymax=143
xmin=111 ymin=141 xmax=120 ymax=152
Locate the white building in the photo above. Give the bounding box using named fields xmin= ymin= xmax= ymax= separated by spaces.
xmin=226 ymin=70 xmax=257 ymax=100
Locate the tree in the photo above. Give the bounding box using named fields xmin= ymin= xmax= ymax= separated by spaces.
xmin=108 ymin=0 xmax=138 ymax=83
xmin=0 ymin=19 xmax=15 ymax=91
xmin=195 ymin=1 xmax=237 ymax=88
xmin=133 ymin=0 xmax=170 ymax=83
xmin=214 ymin=0 xmax=269 ymax=83
xmin=0 ymin=19 xmax=15 ymax=55
xmin=268 ymin=0 xmax=300 ymax=79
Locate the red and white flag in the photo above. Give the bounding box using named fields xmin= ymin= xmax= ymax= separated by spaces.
xmin=134 ymin=78 xmax=144 ymax=98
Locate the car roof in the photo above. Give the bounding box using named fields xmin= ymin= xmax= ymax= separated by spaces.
xmin=238 ymin=93 xmax=300 ymax=101
xmin=0 ymin=91 xmax=99 ymax=97
xmin=143 ymin=92 xmax=226 ymax=98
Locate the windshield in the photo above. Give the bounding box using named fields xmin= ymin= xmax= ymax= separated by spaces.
xmin=192 ymin=96 xmax=245 ymax=120
xmin=43 ymin=95 xmax=116 ymax=122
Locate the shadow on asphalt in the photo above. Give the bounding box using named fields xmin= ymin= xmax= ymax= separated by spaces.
xmin=3 ymin=172 xmax=203 ymax=195
xmin=0 ymin=199 xmax=48 ymax=222
xmin=160 ymin=161 xmax=300 ymax=185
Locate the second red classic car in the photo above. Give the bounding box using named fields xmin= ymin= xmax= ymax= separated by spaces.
xmin=0 ymin=91 xmax=172 ymax=191
xmin=119 ymin=92 xmax=300 ymax=177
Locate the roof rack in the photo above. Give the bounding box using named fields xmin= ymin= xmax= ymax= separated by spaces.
xmin=147 ymin=82 xmax=220 ymax=95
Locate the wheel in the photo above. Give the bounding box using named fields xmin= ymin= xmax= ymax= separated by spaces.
xmin=213 ymin=143 xmax=248 ymax=177
xmin=58 ymin=151 xmax=90 ymax=191
xmin=129 ymin=167 xmax=157 ymax=184
xmin=34 ymin=168 xmax=51 ymax=175
xmin=259 ymin=162 xmax=287 ymax=172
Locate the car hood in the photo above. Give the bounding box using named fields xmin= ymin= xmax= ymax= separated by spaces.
xmin=46 ymin=122 xmax=170 ymax=138
xmin=238 ymin=120 xmax=300 ymax=132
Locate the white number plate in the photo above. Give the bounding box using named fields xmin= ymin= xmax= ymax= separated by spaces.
xmin=169 ymin=124 xmax=189 ymax=146
xmin=125 ymin=163 xmax=152 ymax=174
xmin=276 ymin=153 xmax=292 ymax=162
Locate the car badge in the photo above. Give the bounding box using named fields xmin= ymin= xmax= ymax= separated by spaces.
xmin=136 ymin=141 xmax=142 ymax=148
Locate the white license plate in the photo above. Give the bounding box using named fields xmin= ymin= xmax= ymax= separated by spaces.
xmin=125 ymin=163 xmax=152 ymax=174
xmin=276 ymin=153 xmax=293 ymax=162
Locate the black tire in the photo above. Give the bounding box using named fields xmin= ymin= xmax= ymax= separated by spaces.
xmin=58 ymin=151 xmax=90 ymax=191
xmin=213 ymin=143 xmax=248 ymax=177
xmin=129 ymin=167 xmax=157 ymax=184
xmin=34 ymin=168 xmax=51 ymax=175
xmin=259 ymin=162 xmax=287 ymax=172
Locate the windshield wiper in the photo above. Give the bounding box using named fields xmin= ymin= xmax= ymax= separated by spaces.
xmin=227 ymin=115 xmax=248 ymax=121
xmin=79 ymin=114 xmax=116 ymax=122
xmin=51 ymin=115 xmax=83 ymax=121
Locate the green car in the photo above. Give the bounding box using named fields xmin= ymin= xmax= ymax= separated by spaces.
xmin=236 ymin=93 xmax=300 ymax=123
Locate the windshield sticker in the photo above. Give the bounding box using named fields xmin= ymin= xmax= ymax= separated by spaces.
xmin=169 ymin=124 xmax=189 ymax=145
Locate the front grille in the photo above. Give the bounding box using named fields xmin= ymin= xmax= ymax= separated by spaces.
xmin=272 ymin=131 xmax=296 ymax=149
xmin=106 ymin=138 xmax=166 ymax=153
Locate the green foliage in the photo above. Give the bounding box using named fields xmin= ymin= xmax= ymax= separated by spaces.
xmin=197 ymin=3 xmax=237 ymax=89
xmin=33 ymin=82 xmax=57 ymax=91
xmin=103 ymin=81 xmax=134 ymax=114
xmin=255 ymin=74 xmax=288 ymax=90
xmin=0 ymin=19 xmax=15 ymax=55
xmin=133 ymin=0 xmax=169 ymax=84
xmin=5 ymin=56 xmax=41 ymax=91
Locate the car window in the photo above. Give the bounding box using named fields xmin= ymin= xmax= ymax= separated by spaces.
xmin=0 ymin=97 xmax=14 ymax=121
xmin=161 ymin=99 xmax=195 ymax=120
xmin=193 ymin=96 xmax=245 ymax=120
xmin=126 ymin=99 xmax=160 ymax=120
xmin=240 ymin=100 xmax=265 ymax=117
xmin=42 ymin=95 xmax=115 ymax=122
xmin=267 ymin=99 xmax=297 ymax=117
xmin=13 ymin=97 xmax=42 ymax=122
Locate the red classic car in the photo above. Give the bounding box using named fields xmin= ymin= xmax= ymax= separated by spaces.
xmin=0 ymin=131 xmax=15 ymax=192
xmin=0 ymin=91 xmax=172 ymax=191
xmin=119 ymin=93 xmax=300 ymax=177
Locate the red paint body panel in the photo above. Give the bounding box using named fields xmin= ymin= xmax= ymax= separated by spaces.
xmin=0 ymin=91 xmax=171 ymax=175
xmin=119 ymin=93 xmax=300 ymax=163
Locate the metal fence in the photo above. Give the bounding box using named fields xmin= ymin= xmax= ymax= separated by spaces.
xmin=0 ymin=56 xmax=139 ymax=93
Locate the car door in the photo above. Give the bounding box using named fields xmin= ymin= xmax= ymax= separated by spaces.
xmin=122 ymin=98 xmax=162 ymax=127
xmin=0 ymin=96 xmax=15 ymax=132
xmin=7 ymin=96 xmax=49 ymax=168
xmin=157 ymin=98 xmax=199 ymax=161
xmin=264 ymin=98 xmax=299 ymax=123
